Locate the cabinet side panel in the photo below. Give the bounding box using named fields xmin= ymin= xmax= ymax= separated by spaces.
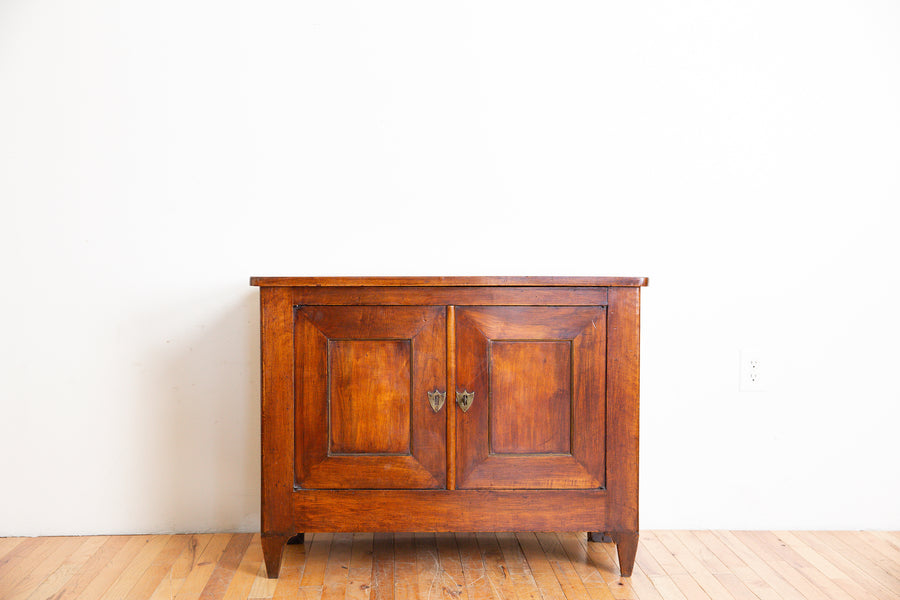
xmin=606 ymin=287 xmax=640 ymax=531
xmin=260 ymin=287 xmax=295 ymax=535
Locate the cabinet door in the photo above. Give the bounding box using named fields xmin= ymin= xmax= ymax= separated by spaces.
xmin=455 ymin=306 xmax=606 ymax=489
xmin=294 ymin=305 xmax=446 ymax=489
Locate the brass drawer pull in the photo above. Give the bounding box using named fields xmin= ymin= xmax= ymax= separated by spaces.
xmin=456 ymin=390 xmax=474 ymax=412
xmin=427 ymin=390 xmax=446 ymax=412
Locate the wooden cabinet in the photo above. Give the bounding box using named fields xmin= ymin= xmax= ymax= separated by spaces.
xmin=251 ymin=277 xmax=647 ymax=579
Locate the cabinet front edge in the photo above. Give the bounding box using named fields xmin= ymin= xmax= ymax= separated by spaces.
xmin=250 ymin=276 xmax=648 ymax=287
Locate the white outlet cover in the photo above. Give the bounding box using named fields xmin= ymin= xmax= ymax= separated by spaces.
xmin=739 ymin=349 xmax=765 ymax=392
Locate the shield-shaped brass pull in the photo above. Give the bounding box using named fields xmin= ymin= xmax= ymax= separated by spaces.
xmin=427 ymin=390 xmax=446 ymax=412
xmin=456 ymin=390 xmax=474 ymax=412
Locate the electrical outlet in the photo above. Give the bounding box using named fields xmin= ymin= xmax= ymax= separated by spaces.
xmin=739 ymin=349 xmax=764 ymax=392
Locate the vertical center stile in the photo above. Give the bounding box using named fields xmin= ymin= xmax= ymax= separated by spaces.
xmin=446 ymin=305 xmax=456 ymax=490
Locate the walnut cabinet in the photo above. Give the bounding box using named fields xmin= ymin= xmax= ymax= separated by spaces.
xmin=250 ymin=277 xmax=647 ymax=578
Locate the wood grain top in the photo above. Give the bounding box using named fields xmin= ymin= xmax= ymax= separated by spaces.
xmin=250 ymin=276 xmax=648 ymax=287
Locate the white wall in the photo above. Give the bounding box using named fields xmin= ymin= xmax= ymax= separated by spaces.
xmin=1 ymin=0 xmax=898 ymax=536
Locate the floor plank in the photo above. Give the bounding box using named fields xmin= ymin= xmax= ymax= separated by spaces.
xmin=67 ymin=535 xmax=155 ymax=600
xmin=53 ymin=535 xmax=132 ymax=600
xmin=639 ymin=531 xmax=712 ymax=600
xmin=0 ymin=538 xmax=26 ymax=564
xmin=99 ymin=534 xmax=174 ymax=600
xmin=346 ymin=533 xmax=375 ymax=600
xmin=172 ymin=533 xmax=233 ymax=600
xmin=653 ymin=530 xmax=735 ymax=600
xmin=774 ymin=530 xmax=881 ymax=600
xmin=456 ymin=534 xmax=493 ymax=600
xmin=320 ymin=532 xmax=352 ymax=600
xmin=731 ymin=530 xmax=832 ymax=600
xmin=371 ymin=533 xmax=395 ymax=600
xmin=870 ymin=530 xmax=900 ymax=554
xmin=477 ymin=533 xmax=517 ymax=600
xmin=414 ymin=532 xmax=442 ymax=600
xmin=855 ymin=531 xmax=900 ymax=567
xmin=557 ymin=532 xmax=618 ymax=600
xmin=5 ymin=536 xmax=85 ymax=600
xmin=535 ymin=531 xmax=593 ymax=600
xmin=392 ymin=533 xmax=418 ymax=600
xmin=271 ymin=533 xmax=309 ymax=600
xmin=690 ymin=530 xmax=782 ymax=600
xmin=223 ymin=533 xmax=265 ymax=600
xmin=727 ymin=531 xmax=851 ymax=600
xmin=0 ymin=537 xmax=64 ymax=593
xmin=294 ymin=532 xmax=333 ymax=600
xmin=127 ymin=534 xmax=194 ymax=599
xmin=495 ymin=532 xmax=542 ymax=600
xmin=818 ymin=531 xmax=900 ymax=593
xmin=156 ymin=534 xmax=216 ymax=600
xmin=578 ymin=534 xmax=633 ymax=597
xmin=435 ymin=532 xmax=466 ymax=600
xmin=714 ymin=530 xmax=813 ymax=600
xmin=23 ymin=536 xmax=108 ymax=600
xmin=200 ymin=533 xmax=255 ymax=600
xmin=795 ymin=531 xmax=900 ymax=600
xmin=594 ymin=539 xmax=663 ymax=600
xmin=515 ymin=532 xmax=567 ymax=600
xmin=672 ymin=532 xmax=757 ymax=600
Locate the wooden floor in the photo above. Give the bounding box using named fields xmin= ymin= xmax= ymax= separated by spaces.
xmin=0 ymin=531 xmax=898 ymax=600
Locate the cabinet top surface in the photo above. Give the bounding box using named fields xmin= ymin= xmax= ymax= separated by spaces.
xmin=250 ymin=276 xmax=648 ymax=287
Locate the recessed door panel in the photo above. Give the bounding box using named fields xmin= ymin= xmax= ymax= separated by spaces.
xmin=455 ymin=306 xmax=606 ymax=489
xmin=490 ymin=340 xmax=571 ymax=454
xmin=294 ymin=305 xmax=446 ymax=489
xmin=329 ymin=339 xmax=411 ymax=455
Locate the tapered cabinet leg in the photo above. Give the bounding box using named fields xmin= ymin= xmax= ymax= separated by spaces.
xmin=287 ymin=533 xmax=305 ymax=545
xmin=262 ymin=534 xmax=289 ymax=578
xmin=588 ymin=532 xmax=614 ymax=543
xmin=611 ymin=531 xmax=639 ymax=577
